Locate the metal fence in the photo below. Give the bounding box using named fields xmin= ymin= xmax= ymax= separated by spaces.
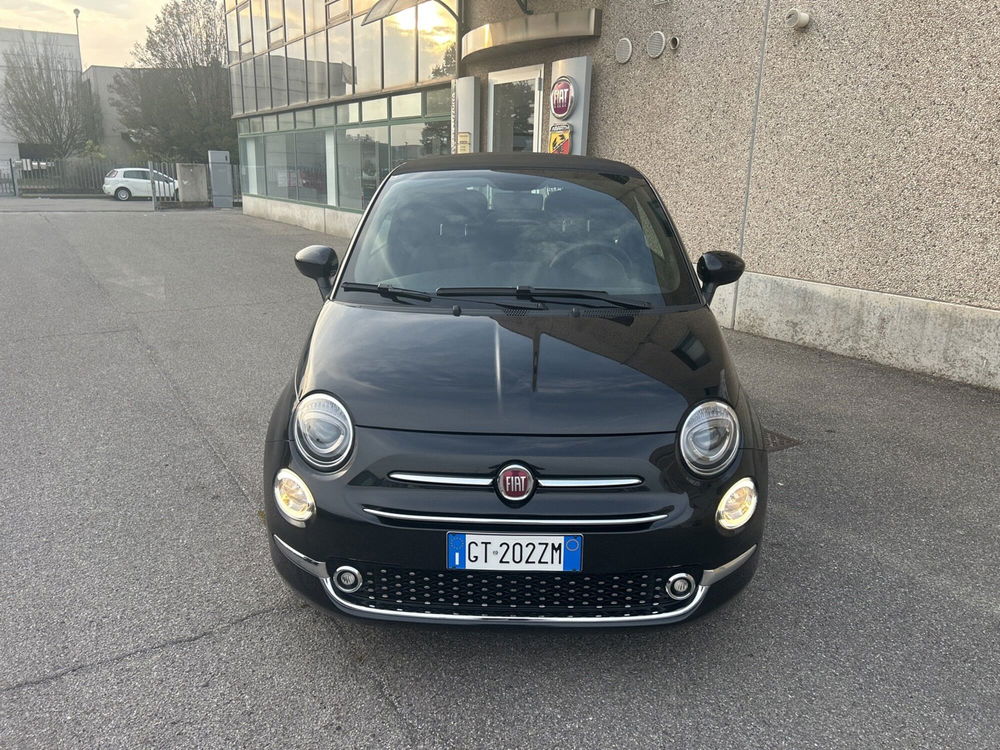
xmin=0 ymin=160 xmax=16 ymax=196
xmin=0 ymin=155 xmax=239 ymax=205
xmin=147 ymin=161 xmax=180 ymax=209
xmin=15 ymin=158 xmax=116 ymax=196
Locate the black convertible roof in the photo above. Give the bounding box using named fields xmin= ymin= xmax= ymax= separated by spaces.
xmin=391 ymin=152 xmax=644 ymax=178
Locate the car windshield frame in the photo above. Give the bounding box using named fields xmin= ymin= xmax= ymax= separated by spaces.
xmin=335 ymin=167 xmax=703 ymax=313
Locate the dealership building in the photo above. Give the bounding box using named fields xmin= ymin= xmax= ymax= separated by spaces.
xmin=226 ymin=1 xmax=998 ymax=389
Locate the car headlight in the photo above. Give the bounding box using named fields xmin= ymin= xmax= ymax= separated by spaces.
xmin=716 ymin=477 xmax=757 ymax=530
xmin=293 ymin=392 xmax=354 ymax=470
xmin=679 ymin=400 xmax=740 ymax=477
xmin=273 ymin=468 xmax=315 ymax=525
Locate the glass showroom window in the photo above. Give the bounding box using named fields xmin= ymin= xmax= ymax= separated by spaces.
xmin=353 ymin=15 xmax=382 ymax=94
xmin=296 ymin=130 xmax=328 ymax=204
xmin=336 ymin=126 xmax=389 ymax=210
xmin=305 ymin=0 xmax=325 ymax=32
xmin=238 ymin=3 xmax=252 ymax=50
xmin=251 ymin=0 xmax=268 ymax=54
xmin=254 ymin=53 xmax=271 ymax=111
xmin=270 ymin=49 xmax=288 ymax=108
xmin=285 ymin=0 xmax=304 ymax=38
xmin=418 ymin=1 xmax=457 ymax=81
xmin=287 ymin=40 xmax=307 ymax=105
xmin=267 ymin=0 xmax=283 ymax=33
xmin=226 ymin=11 xmax=239 ymax=63
xmin=328 ymin=20 xmax=353 ymax=98
xmin=230 ymin=66 xmax=243 ymax=114
xmin=264 ymin=133 xmax=297 ymax=199
xmin=240 ymin=136 xmax=265 ymax=195
xmin=305 ymin=32 xmax=328 ymax=101
xmin=241 ymin=59 xmax=256 ymax=112
xmin=383 ymin=7 xmax=416 ymax=89
xmin=389 ymin=121 xmax=449 ymax=168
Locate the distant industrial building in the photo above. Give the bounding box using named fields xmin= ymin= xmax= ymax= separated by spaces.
xmin=82 ymin=64 xmax=140 ymax=163
xmin=0 ymin=26 xmax=83 ymax=162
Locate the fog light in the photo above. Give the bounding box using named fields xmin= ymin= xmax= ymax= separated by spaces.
xmin=716 ymin=477 xmax=758 ymax=531
xmin=666 ymin=573 xmax=696 ymax=600
xmin=333 ymin=566 xmax=362 ymax=593
xmin=273 ymin=469 xmax=315 ymax=526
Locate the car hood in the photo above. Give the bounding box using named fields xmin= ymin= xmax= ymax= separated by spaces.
xmin=298 ymin=302 xmax=739 ymax=435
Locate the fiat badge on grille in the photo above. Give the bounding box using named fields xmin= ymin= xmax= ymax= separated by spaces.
xmin=496 ymin=464 xmax=535 ymax=502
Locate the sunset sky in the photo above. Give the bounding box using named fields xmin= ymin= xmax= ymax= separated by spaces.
xmin=0 ymin=0 xmax=160 ymax=68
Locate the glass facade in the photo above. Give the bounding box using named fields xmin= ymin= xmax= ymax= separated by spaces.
xmin=238 ymin=90 xmax=451 ymax=211
xmin=228 ymin=0 xmax=458 ymax=211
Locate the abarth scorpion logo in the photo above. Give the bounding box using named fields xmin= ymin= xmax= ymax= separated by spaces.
xmin=496 ymin=464 xmax=535 ymax=503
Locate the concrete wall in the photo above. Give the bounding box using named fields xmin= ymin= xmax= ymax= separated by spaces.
xmin=243 ymin=195 xmax=361 ymax=237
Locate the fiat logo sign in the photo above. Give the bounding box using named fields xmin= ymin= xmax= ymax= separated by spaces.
xmin=496 ymin=464 xmax=535 ymax=502
xmin=550 ymin=76 xmax=576 ymax=120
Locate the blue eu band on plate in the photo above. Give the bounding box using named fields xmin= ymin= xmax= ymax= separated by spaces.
xmin=448 ymin=533 xmax=583 ymax=572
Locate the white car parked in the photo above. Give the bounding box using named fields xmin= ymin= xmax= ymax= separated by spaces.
xmin=103 ymin=168 xmax=177 ymax=201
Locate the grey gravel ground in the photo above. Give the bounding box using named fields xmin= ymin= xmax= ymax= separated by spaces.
xmin=1 ymin=206 xmax=998 ymax=749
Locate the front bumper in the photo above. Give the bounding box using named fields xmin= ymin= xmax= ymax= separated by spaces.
xmin=272 ymin=533 xmax=757 ymax=626
xmin=264 ymin=396 xmax=768 ymax=626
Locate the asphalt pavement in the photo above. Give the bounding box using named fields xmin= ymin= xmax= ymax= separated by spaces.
xmin=1 ymin=204 xmax=998 ymax=749
xmin=0 ymin=196 xmax=155 ymax=212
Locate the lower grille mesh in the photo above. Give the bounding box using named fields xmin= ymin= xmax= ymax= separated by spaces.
xmin=334 ymin=564 xmax=696 ymax=618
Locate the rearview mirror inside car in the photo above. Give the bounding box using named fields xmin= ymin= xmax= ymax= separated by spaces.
xmin=295 ymin=245 xmax=339 ymax=300
xmin=697 ymin=251 xmax=745 ymax=304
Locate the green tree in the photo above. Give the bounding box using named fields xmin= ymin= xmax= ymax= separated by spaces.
xmin=0 ymin=35 xmax=101 ymax=159
xmin=111 ymin=0 xmax=236 ymax=162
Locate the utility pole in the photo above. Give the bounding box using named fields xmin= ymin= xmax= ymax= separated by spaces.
xmin=73 ymin=9 xmax=82 ymax=69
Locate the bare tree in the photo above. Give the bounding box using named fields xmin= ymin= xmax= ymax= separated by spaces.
xmin=1 ymin=35 xmax=100 ymax=159
xmin=111 ymin=0 xmax=235 ymax=161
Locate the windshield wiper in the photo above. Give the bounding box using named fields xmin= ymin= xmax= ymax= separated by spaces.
xmin=436 ymin=286 xmax=651 ymax=310
xmin=341 ymin=281 xmax=433 ymax=302
xmin=340 ymin=282 xmax=544 ymax=310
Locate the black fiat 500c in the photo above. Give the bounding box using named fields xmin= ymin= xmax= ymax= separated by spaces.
xmin=264 ymin=153 xmax=767 ymax=627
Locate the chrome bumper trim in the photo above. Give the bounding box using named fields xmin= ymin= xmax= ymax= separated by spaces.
xmin=538 ymin=477 xmax=642 ymax=489
xmin=387 ymin=472 xmax=642 ymax=490
xmin=700 ymin=545 xmax=757 ymax=586
xmin=362 ymin=507 xmax=670 ymax=526
xmin=320 ymin=576 xmax=707 ymax=626
xmin=388 ymin=472 xmax=493 ymax=487
xmin=273 ymin=535 xmax=329 ymax=577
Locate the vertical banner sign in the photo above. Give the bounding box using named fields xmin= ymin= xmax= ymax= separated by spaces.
xmin=548 ymin=57 xmax=592 ymax=156
xmin=549 ymin=76 xmax=576 ymax=154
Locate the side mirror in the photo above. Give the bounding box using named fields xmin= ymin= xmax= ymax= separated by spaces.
xmin=696 ymin=251 xmax=744 ymax=304
xmin=294 ymin=245 xmax=339 ymax=300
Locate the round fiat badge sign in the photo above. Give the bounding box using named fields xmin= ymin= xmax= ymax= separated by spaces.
xmin=550 ymin=76 xmax=576 ymax=120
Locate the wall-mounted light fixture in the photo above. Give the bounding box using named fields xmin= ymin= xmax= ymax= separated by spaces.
xmin=785 ymin=8 xmax=811 ymax=29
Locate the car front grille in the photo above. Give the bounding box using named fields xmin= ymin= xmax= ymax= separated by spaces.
xmin=332 ymin=564 xmax=698 ymax=618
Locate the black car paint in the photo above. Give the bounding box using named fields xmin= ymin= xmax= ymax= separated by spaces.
xmin=296 ymin=303 xmax=741 ymax=435
xmin=264 ymin=154 xmax=767 ymax=625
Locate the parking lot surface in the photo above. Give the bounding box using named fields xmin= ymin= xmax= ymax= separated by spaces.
xmin=1 ymin=206 xmax=998 ymax=748
xmin=0 ymin=196 xmax=157 ymax=212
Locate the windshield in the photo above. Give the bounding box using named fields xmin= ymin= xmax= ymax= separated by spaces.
xmin=338 ymin=168 xmax=701 ymax=310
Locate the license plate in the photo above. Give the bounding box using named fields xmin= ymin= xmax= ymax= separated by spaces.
xmin=447 ymin=533 xmax=582 ymax=572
